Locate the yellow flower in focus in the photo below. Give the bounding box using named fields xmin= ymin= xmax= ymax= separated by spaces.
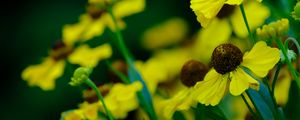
xmin=256 ymin=18 xmax=289 ymax=40
xmin=192 ymin=1 xmax=269 ymax=62
xmin=190 ymin=0 xmax=263 ymax=28
xmin=22 ymin=42 xmax=112 ymax=90
xmin=142 ymin=18 xmax=188 ymax=50
xmin=63 ymin=0 xmax=145 ymax=45
xmin=194 ymin=41 xmax=280 ymax=106
xmin=101 ymin=81 xmax=143 ymax=119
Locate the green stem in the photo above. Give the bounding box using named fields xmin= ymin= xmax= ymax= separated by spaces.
xmin=107 ymin=6 xmax=132 ymax=63
xmin=106 ymin=6 xmax=157 ymax=120
xmin=274 ymin=38 xmax=300 ymax=87
xmin=241 ymin=94 xmax=259 ymax=120
xmin=239 ymin=4 xmax=256 ymax=44
xmin=272 ymin=63 xmax=282 ymax=98
xmin=284 ymin=37 xmax=300 ymax=55
xmin=246 ymin=91 xmax=263 ymax=120
xmin=85 ymin=78 xmax=114 ymax=120
xmin=105 ymin=60 xmax=130 ymax=84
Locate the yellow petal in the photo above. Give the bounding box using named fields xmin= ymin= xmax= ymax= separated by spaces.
xmin=229 ymin=67 xmax=259 ymax=96
xmin=22 ymin=57 xmax=65 ymax=90
xmin=102 ymin=81 xmax=142 ymax=119
xmin=142 ymin=18 xmax=188 ymax=50
xmin=190 ymin=0 xmax=226 ymax=27
xmin=193 ymin=69 xmax=228 ymax=106
xmin=112 ymin=0 xmax=145 ymax=18
xmin=63 ymin=14 xmax=106 ymax=45
xmin=225 ymin=0 xmax=243 ymax=5
xmin=230 ymin=0 xmax=270 ymax=38
xmin=242 ymin=41 xmax=280 ymax=77
xmin=68 ymin=44 xmax=112 ymax=67
xmin=192 ymin=18 xmax=231 ymax=63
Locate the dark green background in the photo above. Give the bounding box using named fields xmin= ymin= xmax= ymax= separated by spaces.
xmin=1 ymin=0 xmax=198 ymax=119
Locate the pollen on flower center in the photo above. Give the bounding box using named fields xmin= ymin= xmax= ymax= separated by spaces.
xmin=180 ymin=60 xmax=209 ymax=87
xmin=217 ymin=4 xmax=236 ymax=19
xmin=212 ymin=44 xmax=243 ymax=74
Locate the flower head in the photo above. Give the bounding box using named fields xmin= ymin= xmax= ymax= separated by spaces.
xmin=190 ymin=0 xmax=263 ymax=28
xmin=194 ymin=41 xmax=280 ymax=106
xmin=22 ymin=42 xmax=112 ymax=90
xmin=69 ymin=67 xmax=93 ymax=86
xmin=63 ymin=0 xmax=145 ymax=44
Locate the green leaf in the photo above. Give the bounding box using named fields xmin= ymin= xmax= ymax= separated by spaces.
xmin=284 ymin=80 xmax=300 ymax=120
xmin=172 ymin=111 xmax=186 ymax=120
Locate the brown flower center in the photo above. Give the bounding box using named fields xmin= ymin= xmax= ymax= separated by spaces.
xmin=87 ymin=5 xmax=105 ymax=20
xmin=50 ymin=40 xmax=73 ymax=61
xmin=180 ymin=60 xmax=209 ymax=87
xmin=211 ymin=44 xmax=243 ymax=74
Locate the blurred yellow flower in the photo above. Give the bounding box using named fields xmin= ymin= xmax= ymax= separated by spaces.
xmin=63 ymin=0 xmax=145 ymax=45
xmin=194 ymin=41 xmax=280 ymax=106
xmin=256 ymin=18 xmax=289 ymax=40
xmin=190 ymin=0 xmax=263 ymax=28
xmin=22 ymin=42 xmax=112 ymax=90
xmin=135 ymin=48 xmax=191 ymax=94
xmin=101 ymin=81 xmax=143 ymax=119
xmin=142 ymin=18 xmax=188 ymax=50
xmin=61 ymin=102 xmax=102 ymax=120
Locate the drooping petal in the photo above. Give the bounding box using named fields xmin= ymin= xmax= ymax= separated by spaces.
xmin=68 ymin=44 xmax=112 ymax=67
xmin=163 ymin=88 xmax=196 ymax=119
xmin=230 ymin=0 xmax=270 ymax=38
xmin=22 ymin=57 xmax=65 ymax=90
xmin=229 ymin=67 xmax=259 ymax=96
xmin=241 ymin=41 xmax=280 ymax=77
xmin=193 ymin=69 xmax=228 ymax=106
xmin=190 ymin=0 xmax=226 ymax=27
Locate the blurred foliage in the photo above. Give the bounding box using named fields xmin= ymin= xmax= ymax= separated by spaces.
xmin=2 ymin=0 xmax=198 ymax=119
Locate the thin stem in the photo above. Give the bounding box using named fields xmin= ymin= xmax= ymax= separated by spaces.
xmin=106 ymin=6 xmax=157 ymax=120
xmin=105 ymin=60 xmax=130 ymax=84
xmin=239 ymin=4 xmax=256 ymax=44
xmin=274 ymin=38 xmax=300 ymax=87
xmin=284 ymin=37 xmax=300 ymax=55
xmin=246 ymin=91 xmax=263 ymax=120
xmin=85 ymin=78 xmax=114 ymax=120
xmin=107 ymin=6 xmax=132 ymax=63
xmin=241 ymin=94 xmax=259 ymax=120
xmin=272 ymin=63 xmax=282 ymax=98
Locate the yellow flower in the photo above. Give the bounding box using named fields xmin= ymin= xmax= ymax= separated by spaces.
xmin=190 ymin=0 xmax=263 ymax=28
xmin=142 ymin=18 xmax=188 ymax=50
xmin=63 ymin=0 xmax=145 ymax=45
xmin=61 ymin=102 xmax=103 ymax=120
xmin=22 ymin=42 xmax=112 ymax=90
xmin=194 ymin=41 xmax=280 ymax=106
xmin=135 ymin=48 xmax=191 ymax=94
xmin=100 ymin=81 xmax=143 ymax=119
xmin=192 ymin=1 xmax=269 ymax=62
